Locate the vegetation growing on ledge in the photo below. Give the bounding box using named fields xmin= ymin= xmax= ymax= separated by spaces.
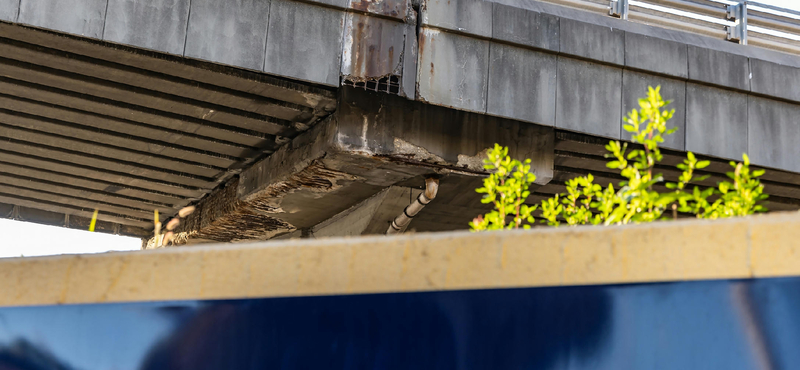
xmin=471 ymin=86 xmax=768 ymax=231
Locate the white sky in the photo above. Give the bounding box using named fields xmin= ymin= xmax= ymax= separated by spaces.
xmin=0 ymin=0 xmax=796 ymax=259
xmin=0 ymin=218 xmax=141 ymax=259
xmin=758 ymin=0 xmax=800 ymax=11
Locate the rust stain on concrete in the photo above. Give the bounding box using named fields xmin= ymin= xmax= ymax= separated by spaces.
xmin=350 ymin=0 xmax=407 ymax=19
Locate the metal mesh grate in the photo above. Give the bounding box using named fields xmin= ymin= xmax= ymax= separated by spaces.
xmin=342 ymin=75 xmax=401 ymax=94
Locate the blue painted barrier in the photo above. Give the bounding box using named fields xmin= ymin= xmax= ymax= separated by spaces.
xmin=0 ymin=277 xmax=798 ymax=369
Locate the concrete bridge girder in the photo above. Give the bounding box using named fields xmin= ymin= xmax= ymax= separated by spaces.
xmin=5 ymin=0 xmax=800 ymax=175
xmin=167 ymin=87 xmax=554 ymax=243
xmin=4 ymin=0 xmax=800 ymax=241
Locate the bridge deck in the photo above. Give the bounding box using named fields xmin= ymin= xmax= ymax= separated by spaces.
xmin=1 ymin=0 xmax=800 ymax=240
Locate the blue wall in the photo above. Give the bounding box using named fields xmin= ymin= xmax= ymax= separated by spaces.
xmin=1 ymin=277 xmax=799 ymax=369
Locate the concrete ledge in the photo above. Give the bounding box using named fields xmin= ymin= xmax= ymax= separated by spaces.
xmin=3 ymin=212 xmax=800 ymax=307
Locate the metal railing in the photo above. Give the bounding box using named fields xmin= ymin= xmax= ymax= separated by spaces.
xmin=534 ymin=0 xmax=800 ymax=55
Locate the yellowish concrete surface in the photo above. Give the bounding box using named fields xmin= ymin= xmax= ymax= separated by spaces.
xmin=2 ymin=212 xmax=800 ymax=307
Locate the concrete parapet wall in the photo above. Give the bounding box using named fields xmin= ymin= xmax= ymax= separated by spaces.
xmin=417 ymin=0 xmax=800 ymax=173
xmin=3 ymin=0 xmax=415 ymax=88
xmin=3 ymin=211 xmax=800 ymax=307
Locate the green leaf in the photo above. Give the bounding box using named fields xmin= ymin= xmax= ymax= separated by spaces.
xmin=655 ymin=196 xmax=675 ymax=207
xmin=696 ymin=160 xmax=710 ymax=169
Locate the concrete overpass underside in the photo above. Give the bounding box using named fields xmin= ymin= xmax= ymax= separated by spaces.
xmin=1 ymin=0 xmax=800 ymax=244
xmin=0 ymin=20 xmax=337 ymax=238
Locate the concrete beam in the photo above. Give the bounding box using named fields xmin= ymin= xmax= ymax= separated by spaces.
xmin=0 ymin=202 xmax=150 ymax=238
xmin=169 ymin=87 xmax=555 ymax=243
xmin=288 ymin=186 xmax=412 ymax=238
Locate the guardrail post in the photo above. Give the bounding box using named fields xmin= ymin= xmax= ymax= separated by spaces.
xmin=609 ymin=0 xmax=629 ymax=20
xmin=726 ymin=1 xmax=748 ymax=45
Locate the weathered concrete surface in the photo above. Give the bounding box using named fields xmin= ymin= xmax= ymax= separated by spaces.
xmin=0 ymin=0 xmax=16 ymax=21
xmin=421 ymin=0 xmax=493 ymax=37
xmin=171 ymin=87 xmax=553 ymax=242
xmin=264 ymin=0 xmax=345 ymax=86
xmin=748 ymin=96 xmax=800 ymax=173
xmin=307 ymin=0 xmax=349 ymax=10
xmin=341 ymin=13 xmax=405 ymax=81
xmin=6 ymin=211 xmax=800 ymax=306
xmin=401 ymin=16 xmax=417 ymax=99
xmin=350 ymin=0 xmax=409 ymax=20
xmin=414 ymin=0 xmax=800 ymax=172
xmin=8 ymin=0 xmax=800 ymax=242
xmin=688 ymin=46 xmax=750 ymax=91
xmin=750 ymin=58 xmax=800 ymax=102
xmin=298 ymin=186 xmax=410 ymax=238
xmin=559 ymin=18 xmax=624 ymax=66
xmin=492 ymin=3 xmax=559 ymax=52
xmin=556 ymin=57 xmax=622 ymax=139
xmin=685 ymin=83 xmax=748 ymax=160
xmin=103 ymin=0 xmax=191 ymax=55
xmin=417 ymin=28 xmax=489 ymax=113
xmin=18 ymin=0 xmax=106 ymax=38
xmin=621 ymin=71 xmax=686 ymax=150
xmin=490 ymin=0 xmax=800 ymax=69
xmin=6 ymin=0 xmax=800 ymax=179
xmin=184 ymin=0 xmax=270 ymax=71
xmin=306 ymin=188 xmax=395 ymax=238
xmin=334 ymin=87 xmax=554 ymax=182
xmin=624 ymin=32 xmax=687 ymax=79
xmin=487 ymin=42 xmax=557 ymax=126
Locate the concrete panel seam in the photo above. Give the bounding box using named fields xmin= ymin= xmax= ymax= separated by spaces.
xmin=554 ymin=44 xmax=559 ymax=130
xmin=484 ymin=37 xmax=491 ymax=116
xmin=683 ymin=79 xmax=688 ymax=150
xmin=419 ymin=24 xmax=493 ymax=42
xmin=278 ymin=0 xmax=345 ymax=10
xmin=100 ymin=0 xmax=109 ymax=39
xmin=338 ymin=1 xmax=347 ymax=82
xmin=181 ymin=0 xmax=192 ymax=57
xmin=262 ymin=0 xmax=274 ymax=73
xmin=619 ymin=68 xmax=623 ymax=140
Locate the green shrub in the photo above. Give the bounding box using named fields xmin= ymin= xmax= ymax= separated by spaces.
xmin=470 ymin=144 xmax=538 ymax=231
xmin=471 ymin=86 xmax=768 ymax=231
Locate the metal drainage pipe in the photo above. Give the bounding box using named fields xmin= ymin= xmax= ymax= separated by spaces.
xmin=386 ymin=177 xmax=439 ymax=235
